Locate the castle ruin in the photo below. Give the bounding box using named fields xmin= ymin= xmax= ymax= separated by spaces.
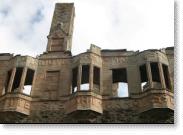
xmin=0 ymin=3 xmax=174 ymax=123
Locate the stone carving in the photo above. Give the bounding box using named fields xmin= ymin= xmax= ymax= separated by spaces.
xmin=38 ymin=60 xmax=66 ymax=66
xmin=111 ymin=57 xmax=126 ymax=65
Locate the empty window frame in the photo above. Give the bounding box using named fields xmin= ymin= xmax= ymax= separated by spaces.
xmin=12 ymin=67 xmax=23 ymax=92
xmin=72 ymin=67 xmax=78 ymax=93
xmin=81 ymin=65 xmax=89 ymax=90
xmin=150 ymin=62 xmax=160 ymax=82
xmin=139 ymin=64 xmax=148 ymax=91
xmin=2 ymin=70 xmax=12 ymax=95
xmin=23 ymin=68 xmax=35 ymax=95
xmin=162 ymin=64 xmax=171 ymax=89
xmin=112 ymin=68 xmax=128 ymax=97
xmin=93 ymin=66 xmax=100 ymax=85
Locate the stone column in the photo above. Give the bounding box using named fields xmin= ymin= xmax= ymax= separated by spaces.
xmin=30 ymin=70 xmax=36 ymax=96
xmin=158 ymin=63 xmax=166 ymax=89
xmin=89 ymin=64 xmax=93 ymax=91
xmin=146 ymin=62 xmax=153 ymax=88
xmin=167 ymin=66 xmax=173 ymax=91
xmin=19 ymin=67 xmax=28 ymax=93
xmin=7 ymin=67 xmax=16 ymax=93
xmin=99 ymin=67 xmax=102 ymax=94
xmin=77 ymin=64 xmax=82 ymax=91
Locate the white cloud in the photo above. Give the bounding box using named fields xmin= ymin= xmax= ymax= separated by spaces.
xmin=0 ymin=0 xmax=174 ymax=56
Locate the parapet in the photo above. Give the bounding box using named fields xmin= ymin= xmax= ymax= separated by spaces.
xmin=0 ymin=53 xmax=13 ymax=61
xmin=87 ymin=44 xmax=101 ymax=55
xmin=165 ymin=47 xmax=174 ymax=55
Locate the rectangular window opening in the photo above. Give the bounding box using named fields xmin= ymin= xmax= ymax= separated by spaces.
xmin=112 ymin=68 xmax=128 ymax=97
xmin=12 ymin=67 xmax=23 ymax=92
xmin=139 ymin=64 xmax=148 ymax=91
xmin=162 ymin=64 xmax=171 ymax=89
xmin=150 ymin=62 xmax=160 ymax=82
xmin=93 ymin=66 xmax=100 ymax=85
xmin=81 ymin=65 xmax=89 ymax=91
xmin=118 ymin=82 xmax=128 ymax=97
xmin=23 ymin=68 xmax=35 ymax=95
xmin=72 ymin=67 xmax=78 ymax=93
xmin=2 ymin=70 xmax=12 ymax=95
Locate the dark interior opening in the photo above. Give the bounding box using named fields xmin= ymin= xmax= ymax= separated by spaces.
xmin=112 ymin=68 xmax=127 ymax=83
xmin=139 ymin=64 xmax=148 ymax=91
xmin=72 ymin=67 xmax=78 ymax=93
xmin=24 ymin=69 xmax=35 ymax=85
xmin=4 ymin=70 xmax=12 ymax=94
xmin=112 ymin=68 xmax=128 ymax=97
xmin=23 ymin=68 xmax=35 ymax=95
xmin=150 ymin=62 xmax=160 ymax=82
xmin=162 ymin=64 xmax=171 ymax=89
xmin=93 ymin=66 xmax=100 ymax=85
xmin=81 ymin=65 xmax=90 ymax=90
xmin=81 ymin=65 xmax=89 ymax=84
xmin=12 ymin=67 xmax=23 ymax=92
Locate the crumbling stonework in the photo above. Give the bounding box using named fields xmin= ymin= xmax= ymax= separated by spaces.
xmin=0 ymin=3 xmax=174 ymax=123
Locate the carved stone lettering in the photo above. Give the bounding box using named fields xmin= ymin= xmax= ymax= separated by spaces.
xmin=111 ymin=57 xmax=126 ymax=65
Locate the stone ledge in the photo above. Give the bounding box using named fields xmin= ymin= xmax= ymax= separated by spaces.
xmin=0 ymin=93 xmax=32 ymax=115
xmin=65 ymin=91 xmax=103 ymax=114
xmin=102 ymin=89 xmax=174 ymax=114
xmin=130 ymin=89 xmax=173 ymax=99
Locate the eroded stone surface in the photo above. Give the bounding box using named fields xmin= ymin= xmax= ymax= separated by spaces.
xmin=0 ymin=3 xmax=174 ymax=123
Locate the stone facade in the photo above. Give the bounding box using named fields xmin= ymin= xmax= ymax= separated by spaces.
xmin=0 ymin=3 xmax=174 ymax=123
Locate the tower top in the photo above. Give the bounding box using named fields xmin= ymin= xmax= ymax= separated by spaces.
xmin=46 ymin=3 xmax=75 ymax=53
xmin=50 ymin=3 xmax=75 ymax=34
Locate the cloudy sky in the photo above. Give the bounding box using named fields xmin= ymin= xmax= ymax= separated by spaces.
xmin=0 ymin=0 xmax=173 ymax=57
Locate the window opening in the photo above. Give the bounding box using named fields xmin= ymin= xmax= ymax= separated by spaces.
xmin=112 ymin=68 xmax=128 ymax=97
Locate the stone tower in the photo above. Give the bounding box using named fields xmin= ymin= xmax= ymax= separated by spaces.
xmin=46 ymin=3 xmax=75 ymax=52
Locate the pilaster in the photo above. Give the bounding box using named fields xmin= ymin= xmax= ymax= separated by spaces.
xmin=77 ymin=64 xmax=82 ymax=91
xmin=7 ymin=67 xmax=16 ymax=93
xmin=158 ymin=63 xmax=166 ymax=89
xmin=89 ymin=64 xmax=93 ymax=91
xmin=146 ymin=62 xmax=153 ymax=88
xmin=19 ymin=67 xmax=28 ymax=93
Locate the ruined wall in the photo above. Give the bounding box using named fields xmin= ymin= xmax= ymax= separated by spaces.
xmin=0 ymin=3 xmax=174 ymax=123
